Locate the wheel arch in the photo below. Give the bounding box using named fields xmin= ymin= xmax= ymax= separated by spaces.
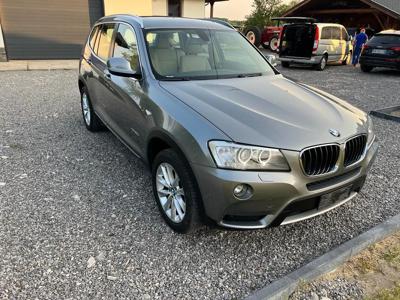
xmin=146 ymin=130 xmax=191 ymax=167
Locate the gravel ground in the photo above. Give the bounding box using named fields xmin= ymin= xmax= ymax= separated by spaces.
xmin=0 ymin=66 xmax=399 ymax=300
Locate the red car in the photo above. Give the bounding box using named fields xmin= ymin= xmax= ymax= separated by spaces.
xmin=244 ymin=17 xmax=315 ymax=51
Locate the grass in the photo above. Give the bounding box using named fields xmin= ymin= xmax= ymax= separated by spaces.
xmin=366 ymin=283 xmax=400 ymax=300
xmin=382 ymin=246 xmax=400 ymax=266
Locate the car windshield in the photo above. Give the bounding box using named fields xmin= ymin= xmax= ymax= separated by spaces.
xmin=145 ymin=28 xmax=276 ymax=80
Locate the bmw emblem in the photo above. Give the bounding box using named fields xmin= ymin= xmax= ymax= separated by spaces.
xmin=329 ymin=129 xmax=341 ymax=137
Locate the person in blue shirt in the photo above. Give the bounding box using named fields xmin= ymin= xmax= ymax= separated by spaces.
xmin=352 ymin=28 xmax=368 ymax=66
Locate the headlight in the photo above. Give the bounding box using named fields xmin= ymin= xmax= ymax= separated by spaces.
xmin=208 ymin=141 xmax=290 ymax=171
xmin=367 ymin=115 xmax=375 ymax=148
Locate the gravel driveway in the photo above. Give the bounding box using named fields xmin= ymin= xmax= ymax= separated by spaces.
xmin=0 ymin=66 xmax=399 ymax=299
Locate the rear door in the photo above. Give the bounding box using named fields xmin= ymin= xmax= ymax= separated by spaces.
xmin=90 ymin=23 xmax=117 ymax=124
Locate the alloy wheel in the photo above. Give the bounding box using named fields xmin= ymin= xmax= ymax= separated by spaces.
xmin=81 ymin=92 xmax=91 ymax=125
xmin=156 ymin=163 xmax=186 ymax=223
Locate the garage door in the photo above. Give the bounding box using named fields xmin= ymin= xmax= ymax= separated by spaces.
xmin=0 ymin=0 xmax=104 ymax=59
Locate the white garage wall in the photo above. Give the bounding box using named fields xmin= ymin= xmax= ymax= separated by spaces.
xmin=153 ymin=0 xmax=167 ymax=15
xmin=182 ymin=0 xmax=205 ymax=18
xmin=152 ymin=0 xmax=205 ymax=17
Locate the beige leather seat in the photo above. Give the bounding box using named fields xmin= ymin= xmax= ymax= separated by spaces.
xmin=180 ymin=42 xmax=211 ymax=73
xmin=150 ymin=33 xmax=179 ymax=76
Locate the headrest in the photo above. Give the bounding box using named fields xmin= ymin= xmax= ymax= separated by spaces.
xmin=157 ymin=33 xmax=172 ymax=49
xmin=185 ymin=39 xmax=206 ymax=55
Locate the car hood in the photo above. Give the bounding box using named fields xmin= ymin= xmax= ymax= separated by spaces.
xmin=159 ymin=75 xmax=367 ymax=151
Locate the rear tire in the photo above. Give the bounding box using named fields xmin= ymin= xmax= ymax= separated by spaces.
xmin=244 ymin=26 xmax=262 ymax=48
xmin=80 ymin=86 xmax=104 ymax=132
xmin=281 ymin=61 xmax=290 ymax=68
xmin=269 ymin=36 xmax=279 ymax=52
xmin=152 ymin=148 xmax=203 ymax=233
xmin=361 ymin=64 xmax=373 ymax=72
xmin=315 ymin=55 xmax=328 ymax=71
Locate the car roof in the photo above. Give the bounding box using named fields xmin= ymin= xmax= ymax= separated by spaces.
xmin=377 ymin=29 xmax=400 ymax=35
xmin=96 ymin=15 xmax=233 ymax=30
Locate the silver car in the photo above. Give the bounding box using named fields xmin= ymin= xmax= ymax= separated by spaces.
xmin=279 ymin=22 xmax=353 ymax=70
xmin=78 ymin=15 xmax=378 ymax=233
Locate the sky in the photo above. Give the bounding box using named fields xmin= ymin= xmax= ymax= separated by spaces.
xmin=205 ymin=0 xmax=292 ymax=21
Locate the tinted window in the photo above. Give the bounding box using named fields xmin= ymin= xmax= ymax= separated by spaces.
xmin=341 ymin=28 xmax=349 ymax=41
xmin=369 ymin=34 xmax=400 ymax=44
xmin=97 ymin=23 xmax=115 ymax=60
xmin=321 ymin=27 xmax=331 ymax=39
xmin=113 ymin=24 xmax=140 ymax=71
xmin=331 ymin=27 xmax=341 ymax=40
xmin=89 ymin=26 xmax=99 ymax=49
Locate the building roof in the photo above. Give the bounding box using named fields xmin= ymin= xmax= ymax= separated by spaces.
xmin=371 ymin=0 xmax=400 ymax=16
xmin=284 ymin=0 xmax=400 ymax=19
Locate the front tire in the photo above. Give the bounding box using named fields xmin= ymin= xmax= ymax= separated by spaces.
xmin=281 ymin=61 xmax=290 ymax=68
xmin=152 ymin=149 xmax=203 ymax=233
xmin=80 ymin=86 xmax=104 ymax=132
xmin=342 ymin=51 xmax=352 ymax=65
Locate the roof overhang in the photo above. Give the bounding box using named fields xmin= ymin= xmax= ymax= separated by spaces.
xmin=283 ymin=0 xmax=400 ymax=20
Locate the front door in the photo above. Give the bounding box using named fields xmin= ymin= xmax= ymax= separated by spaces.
xmin=104 ymin=23 xmax=148 ymax=155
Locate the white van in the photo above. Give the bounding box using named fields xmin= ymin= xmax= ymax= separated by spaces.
xmin=278 ymin=21 xmax=353 ymax=71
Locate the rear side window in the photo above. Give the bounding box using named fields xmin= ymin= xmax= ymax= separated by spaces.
xmin=321 ymin=27 xmax=340 ymax=40
xmin=331 ymin=27 xmax=341 ymax=40
xmin=113 ymin=24 xmax=140 ymax=71
xmin=96 ymin=23 xmax=115 ymax=60
xmin=321 ymin=27 xmax=331 ymax=39
xmin=89 ymin=26 xmax=99 ymax=49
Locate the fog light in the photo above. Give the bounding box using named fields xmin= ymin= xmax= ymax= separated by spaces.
xmin=233 ymin=184 xmax=253 ymax=199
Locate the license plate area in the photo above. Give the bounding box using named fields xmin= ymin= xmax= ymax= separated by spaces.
xmin=372 ymin=49 xmax=387 ymax=55
xmin=319 ymin=186 xmax=352 ymax=210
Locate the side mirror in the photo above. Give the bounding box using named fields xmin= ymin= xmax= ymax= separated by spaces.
xmin=107 ymin=57 xmax=141 ymax=79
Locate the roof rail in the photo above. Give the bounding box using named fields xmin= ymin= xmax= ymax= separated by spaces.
xmin=102 ymin=14 xmax=144 ymax=28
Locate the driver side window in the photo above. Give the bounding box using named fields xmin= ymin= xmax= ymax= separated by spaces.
xmin=113 ymin=23 xmax=140 ymax=71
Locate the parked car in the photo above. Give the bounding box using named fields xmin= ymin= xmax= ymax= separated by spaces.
xmin=278 ymin=20 xmax=353 ymax=70
xmin=79 ymin=15 xmax=378 ymax=233
xmin=360 ymin=30 xmax=400 ymax=72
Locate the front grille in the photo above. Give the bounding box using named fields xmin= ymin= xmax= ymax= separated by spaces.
xmin=344 ymin=135 xmax=367 ymax=167
xmin=301 ymin=145 xmax=340 ymax=176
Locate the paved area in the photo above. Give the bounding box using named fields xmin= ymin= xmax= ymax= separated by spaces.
xmin=0 ymin=60 xmax=78 ymax=72
xmin=0 ymin=66 xmax=399 ymax=299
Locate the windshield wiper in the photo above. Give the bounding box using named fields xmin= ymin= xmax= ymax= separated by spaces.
xmin=236 ymin=73 xmax=263 ymax=78
xmin=162 ymin=77 xmax=191 ymax=81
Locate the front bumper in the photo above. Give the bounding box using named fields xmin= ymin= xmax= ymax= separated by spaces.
xmin=192 ymin=141 xmax=378 ymax=229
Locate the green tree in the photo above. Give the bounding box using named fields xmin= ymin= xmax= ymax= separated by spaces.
xmin=245 ymin=0 xmax=300 ymax=28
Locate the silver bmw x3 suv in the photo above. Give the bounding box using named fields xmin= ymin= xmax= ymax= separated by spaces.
xmin=78 ymin=15 xmax=378 ymax=233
